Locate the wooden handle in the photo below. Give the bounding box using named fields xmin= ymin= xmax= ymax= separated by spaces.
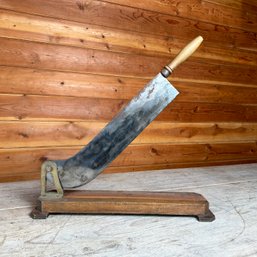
xmin=168 ymin=36 xmax=203 ymax=70
xmin=161 ymin=36 xmax=203 ymax=77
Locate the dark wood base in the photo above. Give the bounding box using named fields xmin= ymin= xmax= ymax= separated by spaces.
xmin=30 ymin=190 xmax=215 ymax=222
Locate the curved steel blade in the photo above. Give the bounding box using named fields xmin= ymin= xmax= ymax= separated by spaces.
xmin=48 ymin=73 xmax=179 ymax=188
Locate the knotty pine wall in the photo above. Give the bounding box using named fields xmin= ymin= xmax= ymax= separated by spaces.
xmin=0 ymin=0 xmax=257 ymax=182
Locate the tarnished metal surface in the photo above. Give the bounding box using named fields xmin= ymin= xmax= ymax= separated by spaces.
xmin=40 ymin=161 xmax=63 ymax=199
xmin=47 ymin=73 xmax=179 ymax=188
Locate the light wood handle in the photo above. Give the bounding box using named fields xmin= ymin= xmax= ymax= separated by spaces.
xmin=161 ymin=36 xmax=203 ymax=77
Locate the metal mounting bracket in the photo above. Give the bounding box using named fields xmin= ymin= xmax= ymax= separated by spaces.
xmin=40 ymin=161 xmax=64 ymax=200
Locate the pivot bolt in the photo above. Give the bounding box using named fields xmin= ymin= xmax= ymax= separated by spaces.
xmin=45 ymin=165 xmax=53 ymax=172
xmin=80 ymin=174 xmax=88 ymax=183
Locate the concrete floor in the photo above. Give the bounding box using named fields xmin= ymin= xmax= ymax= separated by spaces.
xmin=1 ymin=163 xmax=257 ymax=257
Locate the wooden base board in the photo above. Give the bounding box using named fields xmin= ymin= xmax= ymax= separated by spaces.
xmin=30 ymin=190 xmax=215 ymax=222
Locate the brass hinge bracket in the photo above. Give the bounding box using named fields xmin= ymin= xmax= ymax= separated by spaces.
xmin=40 ymin=161 xmax=64 ymax=200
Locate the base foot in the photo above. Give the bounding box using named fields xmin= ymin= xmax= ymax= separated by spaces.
xmin=30 ymin=205 xmax=49 ymax=219
xmin=197 ymin=209 xmax=215 ymax=222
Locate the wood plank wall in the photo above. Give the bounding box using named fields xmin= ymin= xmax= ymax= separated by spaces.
xmin=0 ymin=0 xmax=257 ymax=182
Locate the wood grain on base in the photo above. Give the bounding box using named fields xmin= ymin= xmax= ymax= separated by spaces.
xmin=34 ymin=191 xmax=213 ymax=222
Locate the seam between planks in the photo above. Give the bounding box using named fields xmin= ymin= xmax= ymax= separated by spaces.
xmin=103 ymin=0 xmax=257 ymax=33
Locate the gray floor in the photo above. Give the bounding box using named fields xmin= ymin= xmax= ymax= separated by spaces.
xmin=1 ymin=164 xmax=257 ymax=257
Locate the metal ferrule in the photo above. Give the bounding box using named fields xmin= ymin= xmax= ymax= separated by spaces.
xmin=161 ymin=66 xmax=173 ymax=78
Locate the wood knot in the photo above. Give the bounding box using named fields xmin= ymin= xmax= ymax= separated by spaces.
xmin=76 ymin=1 xmax=86 ymax=11
xmin=117 ymin=78 xmax=124 ymax=84
xmin=150 ymin=147 xmax=160 ymax=156
xmin=193 ymin=106 xmax=199 ymax=113
xmin=39 ymin=156 xmax=48 ymax=162
xmin=18 ymin=132 xmax=29 ymax=138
